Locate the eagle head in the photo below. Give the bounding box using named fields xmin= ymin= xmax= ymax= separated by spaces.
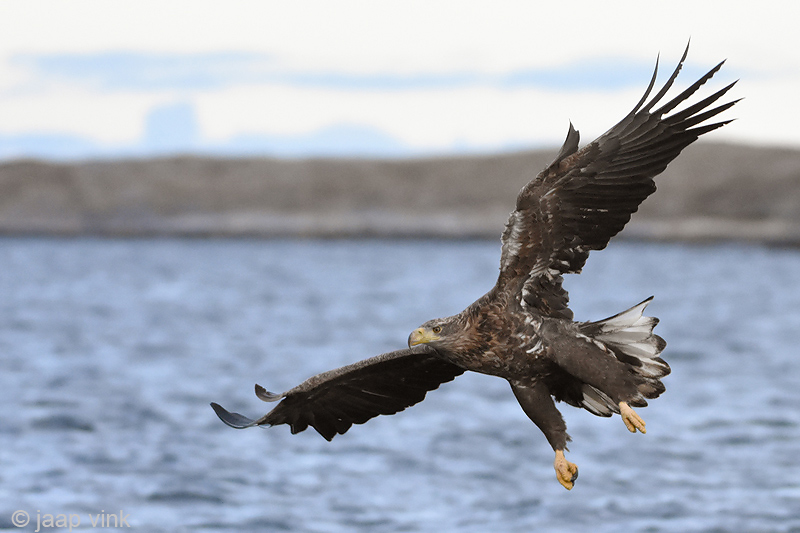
xmin=408 ymin=317 xmax=460 ymax=349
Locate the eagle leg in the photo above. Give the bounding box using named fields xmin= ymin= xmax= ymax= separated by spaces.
xmin=619 ymin=401 xmax=646 ymax=433
xmin=554 ymin=449 xmax=579 ymax=490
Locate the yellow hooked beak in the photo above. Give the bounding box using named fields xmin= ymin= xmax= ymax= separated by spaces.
xmin=408 ymin=327 xmax=440 ymax=347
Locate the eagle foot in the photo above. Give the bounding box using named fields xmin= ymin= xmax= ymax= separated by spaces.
xmin=619 ymin=401 xmax=646 ymax=434
xmin=554 ymin=449 xmax=578 ymax=490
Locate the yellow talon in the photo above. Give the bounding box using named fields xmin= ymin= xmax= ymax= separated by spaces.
xmin=619 ymin=401 xmax=646 ymax=434
xmin=554 ymin=449 xmax=579 ymax=490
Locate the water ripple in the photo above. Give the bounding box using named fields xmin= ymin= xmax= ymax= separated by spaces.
xmin=2 ymin=238 xmax=799 ymax=532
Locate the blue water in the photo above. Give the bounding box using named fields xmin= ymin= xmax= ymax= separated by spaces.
xmin=1 ymin=238 xmax=799 ymax=532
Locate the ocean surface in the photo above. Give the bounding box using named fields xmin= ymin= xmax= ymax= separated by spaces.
xmin=1 ymin=238 xmax=799 ymax=533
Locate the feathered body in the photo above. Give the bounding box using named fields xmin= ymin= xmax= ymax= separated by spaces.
xmin=212 ymin=45 xmax=738 ymax=489
xmin=416 ymin=285 xmax=667 ymax=451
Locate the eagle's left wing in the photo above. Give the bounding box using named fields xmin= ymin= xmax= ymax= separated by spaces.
xmin=496 ymin=44 xmax=738 ymax=319
xmin=211 ymin=344 xmax=464 ymax=441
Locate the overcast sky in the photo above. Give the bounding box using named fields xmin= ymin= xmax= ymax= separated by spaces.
xmin=0 ymin=0 xmax=795 ymax=160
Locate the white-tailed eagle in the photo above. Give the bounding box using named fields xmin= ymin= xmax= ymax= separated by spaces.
xmin=212 ymin=45 xmax=738 ymax=490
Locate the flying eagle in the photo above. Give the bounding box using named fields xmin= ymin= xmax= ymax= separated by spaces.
xmin=211 ymin=46 xmax=737 ymax=490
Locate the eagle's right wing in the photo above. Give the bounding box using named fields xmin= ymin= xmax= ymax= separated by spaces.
xmin=211 ymin=344 xmax=464 ymax=441
xmin=496 ymin=44 xmax=738 ymax=320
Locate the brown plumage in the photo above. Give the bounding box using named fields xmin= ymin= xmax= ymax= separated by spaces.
xmin=211 ymin=44 xmax=738 ymax=489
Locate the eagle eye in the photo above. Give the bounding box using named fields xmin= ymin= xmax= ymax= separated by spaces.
xmin=432 ymin=326 xmax=442 ymax=334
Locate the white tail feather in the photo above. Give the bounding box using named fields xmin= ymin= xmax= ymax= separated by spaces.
xmin=580 ymin=384 xmax=619 ymax=417
xmin=580 ymin=296 xmax=669 ymax=379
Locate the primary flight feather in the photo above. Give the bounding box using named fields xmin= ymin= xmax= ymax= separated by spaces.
xmin=212 ymin=45 xmax=738 ymax=490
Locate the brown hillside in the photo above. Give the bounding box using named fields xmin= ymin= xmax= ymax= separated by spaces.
xmin=0 ymin=142 xmax=798 ymax=242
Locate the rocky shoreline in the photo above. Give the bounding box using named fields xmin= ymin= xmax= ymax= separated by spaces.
xmin=1 ymin=142 xmax=798 ymax=244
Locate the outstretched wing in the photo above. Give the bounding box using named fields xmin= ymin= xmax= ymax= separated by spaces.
xmin=211 ymin=344 xmax=464 ymax=441
xmin=497 ymin=44 xmax=739 ymax=319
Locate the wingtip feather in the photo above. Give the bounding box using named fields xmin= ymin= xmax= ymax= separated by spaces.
xmin=210 ymin=402 xmax=259 ymax=429
xmin=255 ymin=384 xmax=284 ymax=402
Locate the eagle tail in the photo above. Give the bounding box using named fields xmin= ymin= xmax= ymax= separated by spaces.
xmin=580 ymin=296 xmax=670 ymax=403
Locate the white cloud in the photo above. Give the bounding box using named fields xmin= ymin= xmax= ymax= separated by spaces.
xmin=196 ymin=84 xmax=649 ymax=150
xmin=719 ymin=78 xmax=799 ymax=147
xmin=0 ymin=85 xmax=170 ymax=142
xmin=3 ymin=1 xmax=798 ymax=71
xmin=0 ymin=0 xmax=794 ymax=158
